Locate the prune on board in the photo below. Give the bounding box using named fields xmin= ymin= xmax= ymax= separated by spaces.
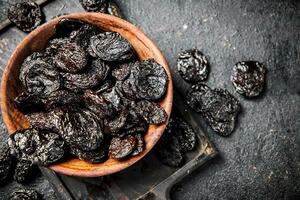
xmin=14 ymin=92 xmax=44 ymax=113
xmin=54 ymin=18 xmax=84 ymax=38
xmin=62 ymin=58 xmax=110 ymax=91
xmin=9 ymin=188 xmax=41 ymax=200
xmin=44 ymin=90 xmax=82 ymax=110
xmin=52 ymin=107 xmax=104 ymax=151
xmin=20 ymin=52 xmax=61 ymax=97
xmin=109 ymin=135 xmax=137 ymax=160
xmin=53 ymin=40 xmax=88 ymax=73
xmin=80 ymin=0 xmax=108 ymax=13
xmin=107 ymin=1 xmax=124 ymax=18
xmin=131 ymin=134 xmax=145 ymax=156
xmin=83 ymin=90 xmax=114 ymax=119
xmin=14 ymin=159 xmax=34 ymax=183
xmin=90 ymin=32 xmax=135 ymax=61
xmin=135 ymin=100 xmax=167 ymax=124
xmin=177 ymin=49 xmax=209 ymax=83
xmin=231 ymin=61 xmax=266 ymax=97
xmin=122 ymin=59 xmax=168 ymax=100
xmin=0 ymin=143 xmax=13 ymax=183
xmin=7 ymin=2 xmax=43 ymax=33
xmin=186 ymin=83 xmax=240 ymax=136
xmin=112 ymin=62 xmax=133 ymax=81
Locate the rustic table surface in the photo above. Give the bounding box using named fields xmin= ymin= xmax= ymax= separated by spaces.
xmin=0 ymin=0 xmax=299 ymax=199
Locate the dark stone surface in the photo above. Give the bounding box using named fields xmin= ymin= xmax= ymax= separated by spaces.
xmin=0 ymin=0 xmax=299 ymax=199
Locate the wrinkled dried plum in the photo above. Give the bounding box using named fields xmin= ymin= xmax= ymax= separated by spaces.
xmin=112 ymin=62 xmax=133 ymax=81
xmin=187 ymin=84 xmax=240 ymax=136
xmin=109 ymin=135 xmax=136 ymax=160
xmin=102 ymin=86 xmax=124 ymax=111
xmin=14 ymin=159 xmax=34 ymax=183
xmin=44 ymin=90 xmax=82 ymax=110
xmin=104 ymin=109 xmax=128 ymax=135
xmin=90 ymin=32 xmax=134 ymax=61
xmin=107 ymin=1 xmax=124 ymax=18
xmin=53 ymin=40 xmax=88 ymax=73
xmin=54 ymin=18 xmax=84 ymax=38
xmin=122 ymin=59 xmax=168 ymax=100
xmin=123 ymin=108 xmax=149 ymax=136
xmin=231 ymin=61 xmax=266 ymax=97
xmin=132 ymin=134 xmax=144 ymax=156
xmin=83 ymin=90 xmax=114 ymax=118
xmin=9 ymin=188 xmax=41 ymax=200
xmin=177 ymin=49 xmax=209 ymax=82
xmin=26 ymin=112 xmax=56 ymax=131
xmin=14 ymin=92 xmax=44 ymax=113
xmin=20 ymin=52 xmax=61 ymax=97
xmin=135 ymin=100 xmax=167 ymax=124
xmin=7 ymin=2 xmax=43 ymax=33
xmin=0 ymin=143 xmax=13 ymax=183
xmin=95 ymin=80 xmax=114 ymax=94
xmin=62 ymin=58 xmax=110 ymax=91
xmin=80 ymin=0 xmax=108 ymax=12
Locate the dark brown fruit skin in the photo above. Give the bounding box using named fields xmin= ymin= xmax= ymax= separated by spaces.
xmin=104 ymin=109 xmax=128 ymax=136
xmin=186 ymin=83 xmax=240 ymax=136
xmin=70 ymin=143 xmax=108 ymax=164
xmin=112 ymin=62 xmax=133 ymax=81
xmin=80 ymin=0 xmax=108 ymax=13
xmin=177 ymin=49 xmax=209 ymax=83
xmin=14 ymin=159 xmax=34 ymax=184
xmin=9 ymin=188 xmax=41 ymax=200
xmin=90 ymin=32 xmax=135 ymax=61
xmin=14 ymin=92 xmax=44 ymax=113
xmin=131 ymin=134 xmax=145 ymax=156
xmin=7 ymin=2 xmax=43 ymax=33
xmin=44 ymin=90 xmax=82 ymax=110
xmin=231 ymin=61 xmax=266 ymax=97
xmin=135 ymin=100 xmax=167 ymax=124
xmin=0 ymin=143 xmax=13 ymax=184
xmin=54 ymin=18 xmax=84 ymax=38
xmin=109 ymin=135 xmax=137 ymax=160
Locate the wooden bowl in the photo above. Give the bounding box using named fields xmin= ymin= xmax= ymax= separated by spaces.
xmin=0 ymin=13 xmax=173 ymax=177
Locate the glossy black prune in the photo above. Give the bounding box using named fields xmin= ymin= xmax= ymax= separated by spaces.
xmin=70 ymin=144 xmax=108 ymax=164
xmin=7 ymin=2 xmax=43 ymax=33
xmin=135 ymin=100 xmax=167 ymax=124
xmin=44 ymin=90 xmax=82 ymax=110
xmin=90 ymin=32 xmax=135 ymax=61
xmin=0 ymin=143 xmax=13 ymax=183
xmin=104 ymin=109 xmax=128 ymax=135
xmin=109 ymin=135 xmax=136 ymax=160
xmin=14 ymin=92 xmax=44 ymax=113
xmin=14 ymin=159 xmax=34 ymax=184
xmin=20 ymin=52 xmax=61 ymax=97
xmin=112 ymin=62 xmax=133 ymax=81
xmin=54 ymin=18 xmax=84 ymax=38
xmin=186 ymin=83 xmax=240 ymax=136
xmin=9 ymin=188 xmax=41 ymax=200
xmin=231 ymin=61 xmax=266 ymax=97
xmin=62 ymin=58 xmax=110 ymax=91
xmin=177 ymin=49 xmax=209 ymax=82
xmin=80 ymin=0 xmax=108 ymax=13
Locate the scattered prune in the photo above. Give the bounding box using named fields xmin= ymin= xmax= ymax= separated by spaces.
xmin=177 ymin=49 xmax=209 ymax=82
xmin=107 ymin=1 xmax=124 ymax=18
xmin=109 ymin=135 xmax=137 ymax=160
xmin=90 ymin=32 xmax=135 ymax=61
xmin=14 ymin=92 xmax=44 ymax=113
xmin=112 ymin=62 xmax=133 ymax=81
xmin=122 ymin=59 xmax=168 ymax=100
xmin=9 ymin=188 xmax=41 ymax=200
xmin=80 ymin=0 xmax=108 ymax=13
xmin=135 ymin=100 xmax=167 ymax=124
xmin=0 ymin=143 xmax=13 ymax=183
xmin=62 ymin=58 xmax=110 ymax=91
xmin=54 ymin=18 xmax=84 ymax=38
xmin=7 ymin=2 xmax=43 ymax=33
xmin=53 ymin=40 xmax=88 ymax=73
xmin=186 ymin=84 xmax=240 ymax=136
xmin=231 ymin=61 xmax=266 ymax=97
xmin=20 ymin=52 xmax=61 ymax=97
xmin=44 ymin=90 xmax=82 ymax=110
xmin=132 ymin=134 xmax=144 ymax=156
xmin=14 ymin=159 xmax=34 ymax=183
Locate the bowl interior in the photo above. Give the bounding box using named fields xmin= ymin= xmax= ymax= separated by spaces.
xmin=0 ymin=13 xmax=173 ymax=177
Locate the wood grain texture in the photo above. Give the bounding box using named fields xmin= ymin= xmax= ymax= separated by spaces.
xmin=0 ymin=13 xmax=173 ymax=177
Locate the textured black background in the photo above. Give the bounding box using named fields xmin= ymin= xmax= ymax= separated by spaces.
xmin=0 ymin=0 xmax=299 ymax=199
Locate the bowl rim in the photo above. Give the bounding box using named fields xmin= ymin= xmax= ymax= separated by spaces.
xmin=0 ymin=12 xmax=173 ymax=177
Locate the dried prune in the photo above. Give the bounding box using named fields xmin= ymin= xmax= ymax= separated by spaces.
xmin=9 ymin=188 xmax=41 ymax=200
xmin=107 ymin=1 xmax=124 ymax=18
xmin=14 ymin=159 xmax=34 ymax=183
xmin=26 ymin=112 xmax=56 ymax=131
xmin=90 ymin=32 xmax=135 ymax=61
xmin=14 ymin=92 xmax=44 ymax=113
xmin=112 ymin=62 xmax=133 ymax=81
xmin=53 ymin=40 xmax=88 ymax=73
xmin=0 ymin=143 xmax=13 ymax=183
xmin=231 ymin=61 xmax=266 ymax=97
xmin=54 ymin=18 xmax=84 ymax=38
xmin=7 ymin=2 xmax=43 ymax=33
xmin=80 ymin=0 xmax=108 ymax=12
xmin=123 ymin=108 xmax=149 ymax=135
xmin=109 ymin=135 xmax=136 ymax=160
xmin=44 ymin=90 xmax=82 ymax=110
xmin=186 ymin=84 xmax=240 ymax=136
xmin=131 ymin=134 xmax=144 ymax=156
xmin=135 ymin=100 xmax=167 ymax=124
xmin=62 ymin=58 xmax=110 ymax=91
xmin=95 ymin=80 xmax=114 ymax=94
xmin=122 ymin=59 xmax=168 ymax=100
xmin=53 ymin=107 xmax=104 ymax=151
xmin=104 ymin=109 xmax=128 ymax=135
xmin=177 ymin=49 xmax=209 ymax=82
xmin=102 ymin=86 xmax=124 ymax=111
xmin=20 ymin=52 xmax=61 ymax=97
